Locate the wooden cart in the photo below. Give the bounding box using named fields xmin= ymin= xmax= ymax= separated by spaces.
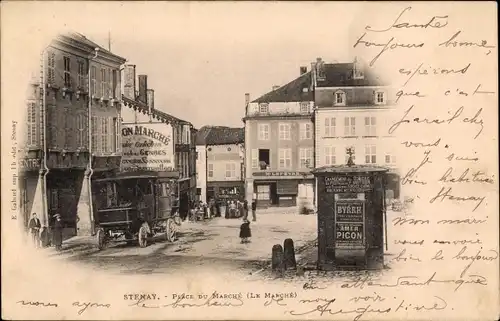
xmin=92 ymin=171 xmax=181 ymax=250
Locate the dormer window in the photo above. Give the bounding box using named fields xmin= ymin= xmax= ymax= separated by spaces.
xmin=334 ymin=91 xmax=346 ymax=106
xmin=375 ymin=91 xmax=386 ymax=105
xmin=259 ymin=103 xmax=269 ymax=113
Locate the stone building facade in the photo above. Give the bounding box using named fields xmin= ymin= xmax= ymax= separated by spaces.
xmin=19 ymin=32 xmax=126 ymax=239
xmin=243 ymin=67 xmax=315 ymax=209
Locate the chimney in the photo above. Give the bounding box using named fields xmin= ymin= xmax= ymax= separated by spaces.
xmin=137 ymin=75 xmax=148 ymax=104
xmin=147 ymin=89 xmax=155 ymax=111
xmin=245 ymin=93 xmax=250 ymax=106
xmin=272 ymin=85 xmax=280 ymax=91
xmin=123 ymin=64 xmax=136 ymax=99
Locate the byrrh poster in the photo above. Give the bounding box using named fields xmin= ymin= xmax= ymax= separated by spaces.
xmin=1 ymin=2 xmax=499 ymax=321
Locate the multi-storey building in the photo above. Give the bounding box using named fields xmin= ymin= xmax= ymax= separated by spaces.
xmin=121 ymin=67 xmax=197 ymax=220
xmin=196 ymin=126 xmax=245 ymax=204
xmin=313 ymin=58 xmax=400 ymax=201
xmin=243 ymin=67 xmax=315 ymax=209
xmin=19 ymin=32 xmax=126 ymax=239
xmin=195 ymin=126 xmax=211 ymax=203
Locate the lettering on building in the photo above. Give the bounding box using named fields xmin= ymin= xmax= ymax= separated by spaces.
xmin=121 ymin=125 xmax=175 ymax=172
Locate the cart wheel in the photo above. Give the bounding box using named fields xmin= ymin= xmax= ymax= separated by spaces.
xmin=138 ymin=225 xmax=148 ymax=248
xmin=165 ymin=218 xmax=177 ymax=242
xmin=97 ymin=229 xmax=107 ymax=250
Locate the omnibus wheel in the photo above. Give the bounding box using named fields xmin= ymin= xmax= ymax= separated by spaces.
xmin=97 ymin=229 xmax=108 ymax=250
xmin=165 ymin=218 xmax=176 ymax=242
xmin=138 ymin=225 xmax=148 ymax=248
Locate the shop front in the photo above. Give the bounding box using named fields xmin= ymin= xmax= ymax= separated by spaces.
xmin=206 ymin=181 xmax=244 ymax=203
xmin=252 ymin=171 xmax=314 ymax=209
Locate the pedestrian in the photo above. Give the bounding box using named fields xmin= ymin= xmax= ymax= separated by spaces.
xmin=53 ymin=214 xmax=63 ymax=251
xmin=239 ymin=219 xmax=251 ymax=244
xmin=251 ymin=200 xmax=257 ymax=222
xmin=242 ymin=200 xmax=249 ymax=220
xmin=28 ymin=213 xmax=41 ymax=248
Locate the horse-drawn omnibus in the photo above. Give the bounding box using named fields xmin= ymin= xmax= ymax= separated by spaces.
xmin=92 ymin=171 xmax=181 ymax=250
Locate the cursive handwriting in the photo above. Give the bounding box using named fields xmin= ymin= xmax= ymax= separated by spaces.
xmin=399 ymin=62 xmax=470 ymax=86
xmin=402 ymin=137 xmax=441 ymax=148
xmin=429 ymin=186 xmax=486 ymax=211
xmin=353 ymin=33 xmax=424 ymax=66
xmin=446 ymin=153 xmax=479 ymax=162
xmin=452 ymin=246 xmax=499 ymax=278
xmin=395 ymin=89 xmax=426 ymax=103
xmin=389 ymin=105 xmax=483 ymax=138
xmin=341 ymin=272 xmax=488 ymax=292
xmin=290 ymin=295 xmax=447 ymax=320
xmin=392 ymin=248 xmax=422 ymax=262
xmin=129 ymin=291 xmax=244 ymax=309
xmin=401 ymin=150 xmax=431 ymax=185
xmin=17 ymin=300 xmax=58 ymax=308
xmin=439 ymin=167 xmax=494 ymax=184
xmin=72 ymin=301 xmax=111 ymax=315
xmin=365 ymin=7 xmax=449 ymax=33
xmin=434 ymin=239 xmax=482 ymax=245
xmin=439 ymin=30 xmax=496 ymax=52
xmin=263 ymin=296 xmax=287 ymax=307
xmin=303 ymin=279 xmax=327 ymax=290
xmin=395 ymin=239 xmax=425 ymax=246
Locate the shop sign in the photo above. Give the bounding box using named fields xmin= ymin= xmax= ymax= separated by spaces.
xmin=325 ymin=175 xmax=371 ymax=193
xmin=253 ymin=171 xmax=308 ymax=177
xmin=219 ymin=186 xmax=240 ymax=197
xmin=19 ymin=158 xmax=41 ymax=170
xmin=121 ymin=124 xmax=175 ymax=172
xmin=334 ymin=200 xmax=364 ymax=248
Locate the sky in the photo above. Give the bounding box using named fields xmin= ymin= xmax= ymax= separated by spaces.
xmin=3 ymin=1 xmax=406 ymax=128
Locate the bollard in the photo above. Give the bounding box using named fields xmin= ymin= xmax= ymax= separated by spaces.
xmin=271 ymin=244 xmax=285 ymax=277
xmin=283 ymin=238 xmax=297 ymax=270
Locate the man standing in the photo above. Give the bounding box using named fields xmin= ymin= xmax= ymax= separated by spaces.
xmin=28 ymin=213 xmax=41 ymax=247
xmin=251 ymin=200 xmax=257 ymax=222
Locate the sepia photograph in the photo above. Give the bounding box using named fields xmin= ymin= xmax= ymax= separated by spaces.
xmin=1 ymin=1 xmax=498 ymax=320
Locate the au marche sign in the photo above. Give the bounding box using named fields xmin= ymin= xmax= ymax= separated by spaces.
xmin=121 ymin=124 xmax=175 ymax=172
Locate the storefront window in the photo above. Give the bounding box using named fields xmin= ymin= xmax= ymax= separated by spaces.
xmin=256 ymin=185 xmax=270 ymax=200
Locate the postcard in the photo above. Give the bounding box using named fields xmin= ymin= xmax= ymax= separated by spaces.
xmin=1 ymin=1 xmax=498 ymax=320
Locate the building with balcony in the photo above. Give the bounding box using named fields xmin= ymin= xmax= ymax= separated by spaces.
xmin=19 ymin=32 xmax=126 ymax=239
xmin=243 ymin=67 xmax=315 ymax=209
xmin=313 ymin=57 xmax=400 ymax=201
xmin=121 ymin=68 xmax=197 ymax=220
xmin=196 ymin=126 xmax=245 ymax=204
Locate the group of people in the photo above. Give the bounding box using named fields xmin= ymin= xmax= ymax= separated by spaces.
xmin=28 ymin=212 xmax=64 ymax=251
xmin=223 ymin=199 xmax=257 ymax=221
xmin=187 ymin=198 xmax=258 ymax=223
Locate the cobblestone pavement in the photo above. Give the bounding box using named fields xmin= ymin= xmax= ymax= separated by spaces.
xmin=43 ymin=208 xmax=318 ymax=276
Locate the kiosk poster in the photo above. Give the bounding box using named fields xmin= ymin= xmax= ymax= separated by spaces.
xmin=121 ymin=124 xmax=175 ymax=172
xmin=325 ymin=175 xmax=372 ymax=193
xmin=335 ymin=200 xmax=365 ymax=248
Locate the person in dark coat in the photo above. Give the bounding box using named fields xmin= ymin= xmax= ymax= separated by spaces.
xmin=251 ymin=200 xmax=257 ymax=222
xmin=242 ymin=200 xmax=249 ymax=221
xmin=28 ymin=213 xmax=41 ymax=248
xmin=239 ymin=219 xmax=251 ymax=243
xmin=52 ymin=214 xmax=63 ymax=251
